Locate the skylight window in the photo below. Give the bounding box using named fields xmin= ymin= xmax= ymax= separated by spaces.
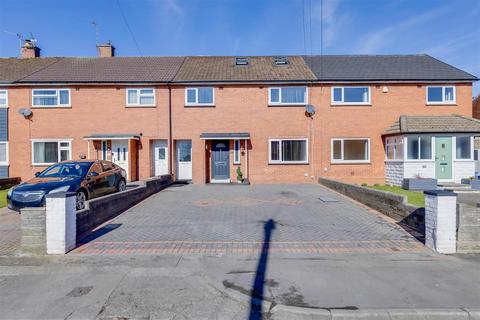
xmin=235 ymin=57 xmax=249 ymax=66
xmin=274 ymin=56 xmax=289 ymax=65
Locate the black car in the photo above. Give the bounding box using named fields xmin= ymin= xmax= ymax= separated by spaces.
xmin=7 ymin=160 xmax=127 ymax=211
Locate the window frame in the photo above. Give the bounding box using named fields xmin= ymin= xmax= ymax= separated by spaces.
xmin=0 ymin=142 xmax=9 ymax=165
xmin=455 ymin=135 xmax=473 ymax=161
xmin=268 ymin=86 xmax=308 ymax=106
xmin=331 ymin=86 xmax=371 ymax=106
xmin=331 ymin=138 xmax=371 ymax=164
xmin=0 ymin=90 xmax=8 ymax=108
xmin=31 ymin=89 xmax=71 ymax=108
xmin=184 ymin=87 xmax=215 ymax=106
xmin=31 ymin=139 xmax=73 ymax=166
xmin=233 ymin=139 xmax=240 ymax=164
xmin=385 ymin=137 xmax=404 ymax=161
xmin=126 ymin=88 xmax=156 ymax=107
xmin=268 ymin=138 xmax=308 ymax=164
xmin=426 ymin=86 xmax=456 ymax=105
xmin=405 ymin=135 xmax=433 ymax=161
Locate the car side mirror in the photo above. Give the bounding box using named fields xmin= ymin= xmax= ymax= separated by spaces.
xmin=88 ymin=172 xmax=99 ymax=177
xmin=34 ymin=172 xmax=40 ymax=177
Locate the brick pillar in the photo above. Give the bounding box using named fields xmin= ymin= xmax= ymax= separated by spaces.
xmin=424 ymin=190 xmax=457 ymax=254
xmin=21 ymin=207 xmax=47 ymax=255
xmin=46 ymin=192 xmax=77 ymax=254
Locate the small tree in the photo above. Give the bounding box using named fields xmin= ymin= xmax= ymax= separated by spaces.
xmin=236 ymin=167 xmax=243 ymax=182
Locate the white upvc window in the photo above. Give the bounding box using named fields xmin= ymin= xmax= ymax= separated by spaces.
xmin=268 ymin=86 xmax=307 ymax=105
xmin=234 ymin=140 xmax=240 ymax=164
xmin=269 ymin=138 xmax=308 ymax=164
xmin=406 ymin=135 xmax=432 ymax=160
xmin=0 ymin=90 xmax=7 ymax=108
xmin=331 ymin=138 xmax=370 ymax=163
xmin=331 ymin=87 xmax=371 ymax=105
xmin=32 ymin=89 xmax=70 ymax=107
xmin=185 ymin=87 xmax=214 ymax=106
xmin=426 ymin=86 xmax=456 ymax=105
xmin=126 ymin=88 xmax=156 ymax=106
xmin=0 ymin=142 xmax=8 ymax=165
xmin=31 ymin=139 xmax=72 ymax=166
xmin=385 ymin=137 xmax=404 ymax=161
xmin=455 ymin=136 xmax=473 ymax=160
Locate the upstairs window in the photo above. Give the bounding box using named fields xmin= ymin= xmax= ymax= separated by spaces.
xmin=0 ymin=90 xmax=7 ymax=108
xmin=269 ymin=87 xmax=307 ymax=105
xmin=185 ymin=87 xmax=214 ymax=106
xmin=32 ymin=89 xmax=70 ymax=107
xmin=269 ymin=139 xmax=308 ymax=164
xmin=127 ymin=88 xmax=155 ymax=106
xmin=332 ymin=87 xmax=370 ymax=105
xmin=427 ymin=86 xmax=455 ymax=104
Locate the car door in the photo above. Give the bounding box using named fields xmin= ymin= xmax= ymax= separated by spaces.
xmin=101 ymin=161 xmax=118 ymax=194
xmin=86 ymin=162 xmax=106 ymax=198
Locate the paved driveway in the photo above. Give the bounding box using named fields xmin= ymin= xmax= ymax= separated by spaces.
xmin=73 ymin=184 xmax=425 ymax=255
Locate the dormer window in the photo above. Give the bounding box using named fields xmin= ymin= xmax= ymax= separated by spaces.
xmin=235 ymin=57 xmax=249 ymax=66
xmin=274 ymin=56 xmax=289 ymax=65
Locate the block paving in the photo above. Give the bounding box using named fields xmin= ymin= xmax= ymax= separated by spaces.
xmin=73 ymin=184 xmax=427 ymax=255
xmin=0 ymin=208 xmax=20 ymax=256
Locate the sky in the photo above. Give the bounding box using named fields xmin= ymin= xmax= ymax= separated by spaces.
xmin=0 ymin=0 xmax=479 ymax=96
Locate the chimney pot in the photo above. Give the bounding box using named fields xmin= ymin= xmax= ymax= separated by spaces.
xmin=96 ymin=41 xmax=115 ymax=57
xmin=21 ymin=39 xmax=40 ymax=58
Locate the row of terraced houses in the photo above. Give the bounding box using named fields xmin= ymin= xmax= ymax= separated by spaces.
xmin=0 ymin=40 xmax=478 ymax=185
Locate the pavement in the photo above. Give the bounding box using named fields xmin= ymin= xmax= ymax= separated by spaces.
xmin=1 ymin=184 xmax=480 ymax=319
xmin=0 ymin=207 xmax=20 ymax=256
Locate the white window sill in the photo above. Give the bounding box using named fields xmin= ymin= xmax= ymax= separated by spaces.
xmin=331 ymin=160 xmax=370 ymax=164
xmin=269 ymin=161 xmax=309 ymax=165
xmin=0 ymin=106 xmax=8 ymax=109
xmin=185 ymin=104 xmax=215 ymax=107
xmin=426 ymin=102 xmax=456 ymax=106
xmin=268 ymin=103 xmax=307 ymax=106
xmin=331 ymin=103 xmax=371 ymax=106
xmin=0 ymin=163 xmax=9 ymax=166
xmin=126 ymin=104 xmax=156 ymax=108
xmin=385 ymin=159 xmax=404 ymax=163
xmin=454 ymin=159 xmax=474 ymax=162
xmin=404 ymin=159 xmax=435 ymax=162
xmin=32 ymin=105 xmax=71 ymax=109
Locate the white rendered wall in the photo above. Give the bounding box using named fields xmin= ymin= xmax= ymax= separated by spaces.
xmin=425 ymin=193 xmax=457 ymax=254
xmin=46 ymin=194 xmax=76 ymax=254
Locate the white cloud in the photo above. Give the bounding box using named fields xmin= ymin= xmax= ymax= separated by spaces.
xmin=312 ymin=0 xmax=347 ymax=48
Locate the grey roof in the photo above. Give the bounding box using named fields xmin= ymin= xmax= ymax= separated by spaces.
xmin=18 ymin=57 xmax=185 ymax=83
xmin=384 ymin=115 xmax=480 ymax=135
xmin=0 ymin=58 xmax=61 ymax=83
xmin=303 ymin=55 xmax=478 ymax=81
xmin=84 ymin=133 xmax=141 ymax=140
xmin=200 ymin=132 xmax=250 ymax=139
xmin=174 ymin=56 xmax=316 ymax=82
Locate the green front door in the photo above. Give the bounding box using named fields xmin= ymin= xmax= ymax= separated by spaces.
xmin=435 ymin=137 xmax=453 ymax=180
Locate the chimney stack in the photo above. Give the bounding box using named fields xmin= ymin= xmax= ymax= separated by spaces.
xmin=96 ymin=41 xmax=115 ymax=57
xmin=21 ymin=39 xmax=40 ymax=58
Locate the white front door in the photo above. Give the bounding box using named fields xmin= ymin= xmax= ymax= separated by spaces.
xmin=112 ymin=139 xmax=129 ymax=179
xmin=176 ymin=140 xmax=192 ymax=180
xmin=153 ymin=140 xmax=168 ymax=176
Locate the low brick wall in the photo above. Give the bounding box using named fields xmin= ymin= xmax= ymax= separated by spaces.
xmin=76 ymin=175 xmax=172 ymax=237
xmin=457 ymin=203 xmax=480 ymax=253
xmin=20 ymin=207 xmax=47 ymax=255
xmin=319 ymin=177 xmax=425 ymax=232
xmin=0 ymin=177 xmax=21 ymax=189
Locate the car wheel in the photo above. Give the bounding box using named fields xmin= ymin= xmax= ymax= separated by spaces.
xmin=76 ymin=190 xmax=87 ymax=210
xmin=117 ymin=179 xmax=126 ymax=192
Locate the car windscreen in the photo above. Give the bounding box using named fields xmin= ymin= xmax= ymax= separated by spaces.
xmin=39 ymin=162 xmax=93 ymax=178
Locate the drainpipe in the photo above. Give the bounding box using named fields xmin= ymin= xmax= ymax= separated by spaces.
xmin=168 ymin=84 xmax=173 ymax=176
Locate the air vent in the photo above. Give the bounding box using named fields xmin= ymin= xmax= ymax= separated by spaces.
xmin=235 ymin=57 xmax=249 ymax=66
xmin=274 ymin=56 xmax=289 ymax=65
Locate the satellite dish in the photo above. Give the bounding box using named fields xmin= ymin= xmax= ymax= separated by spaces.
xmin=305 ymin=104 xmax=315 ymax=117
xmin=18 ymin=108 xmax=33 ymax=118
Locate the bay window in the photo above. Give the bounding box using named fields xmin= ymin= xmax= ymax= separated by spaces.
xmin=406 ymin=136 xmax=432 ymax=160
xmin=269 ymin=139 xmax=308 ymax=164
xmin=32 ymin=140 xmax=71 ymax=165
xmin=331 ymin=138 xmax=370 ymax=163
xmin=32 ymin=89 xmax=70 ymax=107
xmin=386 ymin=137 xmax=404 ymax=160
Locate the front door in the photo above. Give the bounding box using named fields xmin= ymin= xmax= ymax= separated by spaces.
xmin=435 ymin=137 xmax=453 ymax=180
xmin=176 ymin=140 xmax=192 ymax=180
xmin=152 ymin=140 xmax=168 ymax=176
xmin=211 ymin=140 xmax=230 ymax=181
xmin=112 ymin=140 xmax=129 ymax=180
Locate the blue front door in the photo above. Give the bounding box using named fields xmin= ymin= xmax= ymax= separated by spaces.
xmin=212 ymin=140 xmax=230 ymax=181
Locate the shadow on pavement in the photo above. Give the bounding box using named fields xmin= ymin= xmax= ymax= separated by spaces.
xmin=249 ymin=218 xmax=276 ymax=320
xmin=76 ymin=223 xmax=122 ymax=245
